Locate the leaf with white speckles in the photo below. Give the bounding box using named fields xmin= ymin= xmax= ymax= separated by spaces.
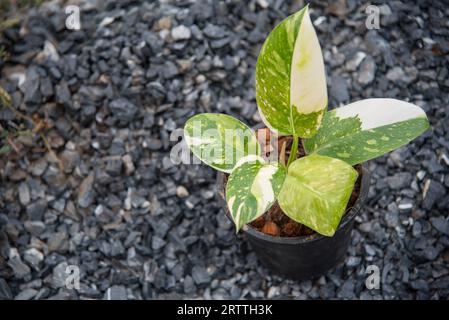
xmin=226 ymin=158 xmax=286 ymax=232
xmin=184 ymin=113 xmax=261 ymax=173
xmin=278 ymin=155 xmax=358 ymax=237
xmin=304 ymin=98 xmax=430 ymax=165
xmin=255 ymin=5 xmax=327 ymax=138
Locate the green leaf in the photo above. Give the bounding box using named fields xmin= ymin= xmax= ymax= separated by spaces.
xmin=0 ymin=85 xmax=12 ymax=107
xmin=304 ymin=98 xmax=430 ymax=165
xmin=278 ymin=155 xmax=358 ymax=236
xmin=184 ymin=113 xmax=261 ymax=173
xmin=255 ymin=5 xmax=328 ymax=138
xmin=226 ymin=157 xmax=286 ymax=232
xmin=0 ymin=144 xmax=11 ymax=154
xmin=0 ymin=129 xmax=9 ymax=139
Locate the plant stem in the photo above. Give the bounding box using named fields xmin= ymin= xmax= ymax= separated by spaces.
xmin=301 ymin=138 xmax=307 ymax=156
xmin=287 ymin=134 xmax=298 ymax=167
xmin=278 ymin=140 xmax=286 ymax=166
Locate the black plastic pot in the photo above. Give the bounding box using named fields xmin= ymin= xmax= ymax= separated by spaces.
xmin=216 ymin=163 xmax=370 ymax=281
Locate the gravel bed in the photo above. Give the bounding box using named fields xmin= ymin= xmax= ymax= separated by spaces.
xmin=0 ymin=0 xmax=448 ymax=300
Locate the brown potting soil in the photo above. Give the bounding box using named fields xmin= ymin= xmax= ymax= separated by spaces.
xmin=225 ymin=128 xmax=363 ymax=238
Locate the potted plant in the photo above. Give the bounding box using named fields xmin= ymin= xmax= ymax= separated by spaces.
xmin=183 ymin=5 xmax=429 ymax=280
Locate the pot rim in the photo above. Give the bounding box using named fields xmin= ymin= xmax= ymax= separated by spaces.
xmin=217 ymin=164 xmax=370 ymax=244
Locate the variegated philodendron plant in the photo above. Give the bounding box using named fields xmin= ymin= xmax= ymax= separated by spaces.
xmin=184 ymin=5 xmax=430 ymax=237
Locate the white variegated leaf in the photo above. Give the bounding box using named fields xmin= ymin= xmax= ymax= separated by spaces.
xmin=256 ymin=5 xmax=328 ymax=137
xmin=304 ymin=99 xmax=430 ymax=165
xmin=226 ymin=158 xmax=286 ymax=232
xmin=184 ymin=113 xmax=261 ymax=173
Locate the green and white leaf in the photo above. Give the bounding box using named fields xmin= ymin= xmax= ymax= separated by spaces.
xmin=0 ymin=85 xmax=12 ymax=107
xmin=278 ymin=155 xmax=358 ymax=237
xmin=304 ymin=98 xmax=430 ymax=165
xmin=184 ymin=113 xmax=261 ymax=173
xmin=255 ymin=5 xmax=328 ymax=138
xmin=226 ymin=157 xmax=286 ymax=232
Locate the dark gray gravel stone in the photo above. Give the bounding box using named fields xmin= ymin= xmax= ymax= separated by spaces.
xmin=7 ymin=250 xmax=31 ymax=279
xmin=183 ymin=275 xmax=196 ymax=294
xmin=77 ymin=173 xmax=95 ymax=208
xmin=330 ymin=75 xmax=349 ymax=102
xmin=422 ymin=180 xmax=446 ymax=209
xmin=191 ymin=266 xmax=211 ymax=286
xmin=430 ymin=217 xmax=449 ymax=236
xmin=18 ymin=182 xmax=31 ymax=206
xmin=26 ymin=199 xmax=47 ymax=221
xmin=357 ymin=55 xmax=376 ymax=85
xmin=15 ymin=288 xmax=38 ymax=300
xmin=0 ymin=278 xmax=13 ymax=299
xmin=203 ymin=24 xmax=227 ymax=39
xmin=55 ymin=81 xmax=71 ymax=107
xmin=386 ymin=172 xmax=412 ymax=190
xmin=108 ymin=98 xmax=138 ymax=123
xmin=151 ymin=236 xmax=166 ymax=251
xmin=21 ymin=67 xmax=41 ymax=107
xmin=337 ymin=280 xmax=355 ymax=299
xmin=105 ymin=157 xmax=123 ymax=177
